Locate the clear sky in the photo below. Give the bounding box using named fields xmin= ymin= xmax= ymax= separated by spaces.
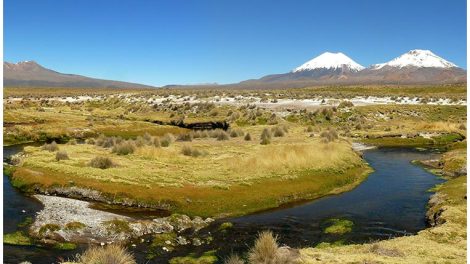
xmin=4 ymin=0 xmax=467 ymax=86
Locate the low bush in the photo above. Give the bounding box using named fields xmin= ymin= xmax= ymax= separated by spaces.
xmin=160 ymin=133 xmax=175 ymax=147
xmin=224 ymin=255 xmax=244 ymax=264
xmin=217 ymin=130 xmax=230 ymax=141
xmin=153 ymin=137 xmax=161 ymax=147
xmin=56 ymin=151 xmax=69 ymax=161
xmin=181 ymin=145 xmax=206 ymax=157
xmin=271 ymin=126 xmax=286 ymax=137
xmin=42 ymin=141 xmax=58 ymax=152
xmin=95 ymin=135 xmax=117 ymax=148
xmin=177 ymin=133 xmax=193 ymax=142
xmin=260 ymin=128 xmax=272 ymax=145
xmin=320 ymin=128 xmax=339 ymax=143
xmin=229 ymin=128 xmax=244 ymax=138
xmin=89 ymin=156 xmax=114 ymax=169
xmin=244 ymin=133 xmax=252 ymax=141
xmin=247 ymin=231 xmax=298 ymax=264
xmin=77 ymin=244 xmax=136 ymax=264
xmin=112 ymin=141 xmax=136 ymax=155
xmin=338 ymin=100 xmax=354 ymax=108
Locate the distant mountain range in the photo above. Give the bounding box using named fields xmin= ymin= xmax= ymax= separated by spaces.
xmin=251 ymin=49 xmax=466 ymax=85
xmin=3 ymin=61 xmax=155 ymax=89
xmin=4 ymin=49 xmax=466 ymax=89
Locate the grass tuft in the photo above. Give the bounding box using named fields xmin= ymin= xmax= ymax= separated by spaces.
xmin=89 ymin=156 xmax=115 ymax=169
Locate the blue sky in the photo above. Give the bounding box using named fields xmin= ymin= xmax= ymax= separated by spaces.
xmin=4 ymin=0 xmax=467 ymax=86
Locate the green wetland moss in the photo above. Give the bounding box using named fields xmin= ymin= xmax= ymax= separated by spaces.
xmin=169 ymin=250 xmax=218 ymax=264
xmin=323 ymin=219 xmax=354 ymax=235
xmin=3 ymin=231 xmax=33 ymax=246
xmin=53 ymin=242 xmax=77 ymax=250
xmin=218 ymin=222 xmax=233 ymax=231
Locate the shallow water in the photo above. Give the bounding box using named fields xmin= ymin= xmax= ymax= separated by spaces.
xmin=3 ymin=145 xmax=443 ymax=263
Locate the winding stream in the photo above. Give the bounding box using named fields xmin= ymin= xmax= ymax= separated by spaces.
xmin=3 ymin=145 xmax=444 ymax=263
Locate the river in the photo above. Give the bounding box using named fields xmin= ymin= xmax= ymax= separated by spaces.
xmin=3 ymin=145 xmax=444 ymax=263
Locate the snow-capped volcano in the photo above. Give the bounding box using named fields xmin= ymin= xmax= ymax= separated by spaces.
xmin=371 ymin=49 xmax=457 ymax=69
xmin=293 ymin=52 xmax=364 ymax=72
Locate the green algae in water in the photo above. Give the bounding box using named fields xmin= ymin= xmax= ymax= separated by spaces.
xmin=323 ymin=219 xmax=354 ymax=235
xmin=169 ymin=250 xmax=217 ymax=264
xmin=218 ymin=222 xmax=233 ymax=231
xmin=3 ymin=231 xmax=33 ymax=246
xmin=17 ymin=216 xmax=33 ymax=228
xmin=53 ymin=242 xmax=77 ymax=250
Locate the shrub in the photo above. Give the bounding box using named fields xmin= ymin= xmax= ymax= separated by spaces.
xmin=78 ymin=244 xmax=136 ymax=264
xmin=244 ymin=133 xmax=252 ymax=141
xmin=68 ymin=139 xmax=77 ymax=145
xmin=248 ymin=231 xmax=279 ymax=264
xmin=160 ymin=133 xmax=175 ymax=147
xmin=260 ymin=128 xmax=272 ymax=145
xmin=153 ymin=137 xmax=161 ymax=147
xmin=86 ymin=138 xmax=95 ymax=145
xmin=247 ymin=231 xmax=298 ymax=264
xmin=42 ymin=141 xmax=58 ymax=152
xmin=338 ymin=100 xmax=354 ymax=108
xmin=143 ymin=132 xmax=153 ymax=143
xmin=56 ymin=151 xmax=69 ymax=161
xmin=261 ymin=128 xmax=272 ymax=140
xmin=177 ymin=133 xmax=193 ymax=142
xmin=229 ymin=128 xmax=244 ymax=138
xmin=459 ymin=124 xmax=466 ymax=130
xmin=181 ymin=145 xmax=205 ymax=157
xmin=134 ymin=136 xmax=147 ymax=147
xmin=95 ymin=135 xmax=117 ymax=148
xmin=112 ymin=141 xmax=135 ymax=155
xmin=200 ymin=130 xmax=210 ymax=138
xmin=224 ymin=255 xmax=244 ymax=264
xmin=89 ymin=156 xmax=114 ymax=169
xmin=217 ymin=130 xmax=230 ymax=141
xmin=271 ymin=126 xmax=285 ymax=137
xmin=306 ymin=126 xmax=314 ymax=132
xmin=320 ymin=128 xmax=339 ymax=143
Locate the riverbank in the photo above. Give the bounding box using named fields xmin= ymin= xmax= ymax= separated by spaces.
xmin=10 ymin=126 xmax=371 ymax=218
xmin=299 ymin=146 xmax=467 ymax=263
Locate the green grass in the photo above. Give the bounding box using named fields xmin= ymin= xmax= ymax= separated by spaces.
xmin=13 ymin=126 xmax=370 ymax=217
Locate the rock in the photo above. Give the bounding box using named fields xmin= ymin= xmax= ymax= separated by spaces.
xmin=176 ymin=236 xmax=189 ymax=245
xmin=192 ymin=238 xmax=202 ymax=246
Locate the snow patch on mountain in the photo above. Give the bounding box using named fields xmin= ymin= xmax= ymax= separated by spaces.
xmin=293 ymin=52 xmax=365 ymax=72
xmin=371 ymin=49 xmax=457 ymax=69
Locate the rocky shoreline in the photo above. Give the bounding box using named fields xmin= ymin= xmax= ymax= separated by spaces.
xmin=30 ymin=194 xmax=213 ymax=244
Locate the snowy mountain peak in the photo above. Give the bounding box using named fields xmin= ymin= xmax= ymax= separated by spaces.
xmin=371 ymin=49 xmax=457 ymax=69
xmin=292 ymin=52 xmax=364 ymax=72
